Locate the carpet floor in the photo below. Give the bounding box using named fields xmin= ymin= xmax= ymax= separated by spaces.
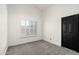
xmin=6 ymin=40 xmax=79 ymax=55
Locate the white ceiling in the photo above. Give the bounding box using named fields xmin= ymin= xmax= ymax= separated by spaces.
xmin=34 ymin=4 xmax=52 ymax=10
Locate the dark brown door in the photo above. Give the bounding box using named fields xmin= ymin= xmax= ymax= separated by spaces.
xmin=62 ymin=16 xmax=74 ymax=49
xmin=62 ymin=14 xmax=79 ymax=52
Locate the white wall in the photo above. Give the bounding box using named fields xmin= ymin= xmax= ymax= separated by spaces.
xmin=43 ymin=4 xmax=79 ymax=46
xmin=8 ymin=5 xmax=43 ymax=46
xmin=8 ymin=4 xmax=79 ymax=47
xmin=0 ymin=5 xmax=7 ymax=54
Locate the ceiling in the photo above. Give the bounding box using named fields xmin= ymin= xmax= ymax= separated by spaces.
xmin=34 ymin=4 xmax=52 ymax=10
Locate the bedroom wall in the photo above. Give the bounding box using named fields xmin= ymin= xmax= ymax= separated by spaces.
xmin=0 ymin=5 xmax=8 ymax=54
xmin=43 ymin=4 xmax=79 ymax=46
xmin=8 ymin=5 xmax=43 ymax=46
xmin=7 ymin=4 xmax=79 ymax=47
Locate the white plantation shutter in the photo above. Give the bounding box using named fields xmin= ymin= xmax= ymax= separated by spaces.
xmin=21 ymin=20 xmax=37 ymax=38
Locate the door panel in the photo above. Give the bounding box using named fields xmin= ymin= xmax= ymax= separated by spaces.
xmin=62 ymin=14 xmax=79 ymax=52
xmin=62 ymin=16 xmax=75 ymax=50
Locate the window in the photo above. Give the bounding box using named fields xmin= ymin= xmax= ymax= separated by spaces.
xmin=21 ymin=20 xmax=37 ymax=38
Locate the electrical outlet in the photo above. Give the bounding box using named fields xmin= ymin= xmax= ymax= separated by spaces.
xmin=50 ymin=38 xmax=52 ymax=40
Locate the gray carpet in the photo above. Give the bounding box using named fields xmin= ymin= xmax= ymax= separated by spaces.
xmin=6 ymin=40 xmax=79 ymax=55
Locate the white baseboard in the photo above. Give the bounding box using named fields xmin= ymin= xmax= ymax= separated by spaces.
xmin=9 ymin=37 xmax=43 ymax=47
xmin=43 ymin=39 xmax=61 ymax=47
